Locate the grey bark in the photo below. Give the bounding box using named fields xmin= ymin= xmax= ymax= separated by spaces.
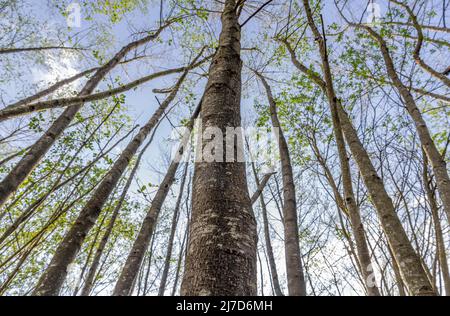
xmin=257 ymin=74 xmax=307 ymax=296
xmin=0 ymin=56 xmax=210 ymax=121
xmin=171 ymin=197 xmax=190 ymax=296
xmin=336 ymin=100 xmax=435 ymax=296
xmin=180 ymin=0 xmax=257 ymax=296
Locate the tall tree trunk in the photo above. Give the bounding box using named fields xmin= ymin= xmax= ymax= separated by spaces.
xmin=354 ymin=21 xmax=450 ymax=227
xmin=336 ymin=100 xmax=435 ymax=296
xmin=281 ymin=1 xmax=436 ymax=295
xmin=249 ymin=160 xmax=283 ymax=296
xmin=158 ymin=163 xmax=189 ymax=296
xmin=180 ymin=0 xmax=257 ymax=296
xmin=298 ymin=3 xmax=381 ymax=295
xmin=0 ymin=23 xmax=170 ymax=210
xmin=256 ymin=74 xmax=306 ymax=296
xmin=113 ymin=101 xmax=202 ymax=296
xmin=32 ymin=59 xmax=195 ymax=296
xmin=330 ymin=114 xmax=381 ymax=296
xmin=79 ymin=118 xmax=162 ymax=296
xmin=423 ymin=151 xmax=450 ymax=295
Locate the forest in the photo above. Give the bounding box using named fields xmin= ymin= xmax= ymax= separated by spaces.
xmin=0 ymin=0 xmax=449 ymax=297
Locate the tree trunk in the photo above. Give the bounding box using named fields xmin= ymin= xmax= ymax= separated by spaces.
xmin=423 ymin=151 xmax=450 ymax=295
xmin=309 ymin=131 xmax=380 ymax=295
xmin=171 ymin=212 xmax=189 ymax=296
xmin=257 ymin=74 xmax=306 ymax=296
xmin=158 ymin=163 xmax=189 ymax=296
xmin=79 ymin=119 xmax=161 ymax=296
xmin=284 ymin=1 xmax=436 ymax=295
xmin=336 ymin=100 xmax=435 ymax=296
xmin=113 ymin=101 xmax=202 ymax=296
xmin=357 ymin=22 xmax=450 ymax=227
xmin=32 ymin=60 xmax=194 ymax=296
xmin=250 ymin=160 xmax=283 ymax=296
xmin=180 ymin=0 xmax=257 ymax=296
xmin=297 ymin=8 xmax=379 ymax=294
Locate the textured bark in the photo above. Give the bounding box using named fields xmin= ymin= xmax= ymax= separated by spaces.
xmin=32 ymin=58 xmax=193 ymax=296
xmin=423 ymin=152 xmax=450 ymax=295
xmin=0 ymin=23 xmax=170 ymax=210
xmin=113 ymin=103 xmax=202 ymax=296
xmin=180 ymin=0 xmax=257 ymax=296
xmin=355 ymin=21 xmax=450 ymax=229
xmin=250 ymin=161 xmax=283 ymax=296
xmin=257 ymin=74 xmax=306 ymax=296
xmin=158 ymin=163 xmax=189 ymax=296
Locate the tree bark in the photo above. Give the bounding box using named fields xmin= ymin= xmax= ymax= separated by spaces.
xmin=180 ymin=0 xmax=257 ymax=296
xmin=257 ymin=74 xmax=306 ymax=296
xmin=0 ymin=57 xmax=210 ymax=121
xmin=79 ymin=118 xmax=162 ymax=296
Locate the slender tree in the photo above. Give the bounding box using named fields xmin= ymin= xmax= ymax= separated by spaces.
xmin=256 ymin=73 xmax=307 ymax=296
